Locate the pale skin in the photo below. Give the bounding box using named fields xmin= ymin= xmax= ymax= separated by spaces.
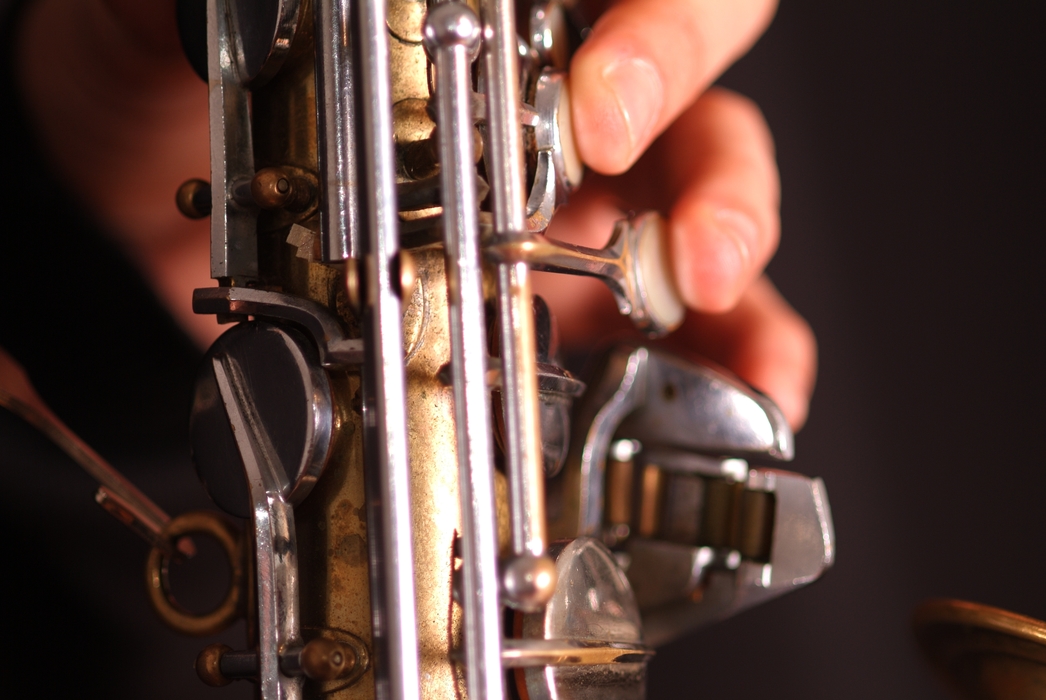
xmin=15 ymin=0 xmax=816 ymax=429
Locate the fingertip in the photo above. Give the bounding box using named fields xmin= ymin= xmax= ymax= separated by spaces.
xmin=569 ymin=49 xmax=638 ymax=175
xmin=670 ymin=276 xmax=817 ymax=433
xmin=727 ymin=342 xmax=814 ymax=432
xmin=743 ymin=281 xmax=818 ymax=431
xmin=670 ymin=204 xmax=759 ymax=313
xmin=569 ymin=24 xmax=668 ymax=175
xmin=763 ymin=382 xmax=809 ymax=432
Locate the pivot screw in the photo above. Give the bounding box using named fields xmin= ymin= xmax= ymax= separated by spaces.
xmin=176 ymin=179 xmax=212 ymax=219
xmin=300 ymin=638 xmax=358 ymax=681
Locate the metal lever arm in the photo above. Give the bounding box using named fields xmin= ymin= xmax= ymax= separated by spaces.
xmin=192 ymin=287 xmax=364 ymax=367
xmin=212 ymin=353 xmax=303 ymax=700
xmin=486 ymin=212 xmax=685 ymax=337
xmin=0 ymin=347 xmax=188 ymax=557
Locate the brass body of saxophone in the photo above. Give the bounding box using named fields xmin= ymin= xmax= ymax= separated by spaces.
xmin=202 ymin=3 xmax=484 ymax=695
xmin=0 ymin=2 xmax=838 ymax=700
xmin=3 ymin=3 xmax=1044 ymax=698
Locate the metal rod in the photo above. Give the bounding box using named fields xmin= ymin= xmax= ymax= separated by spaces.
xmin=497 ymin=263 xmax=547 ymax=556
xmin=356 ymin=0 xmax=421 ymax=697
xmin=424 ymin=5 xmax=503 ymax=699
xmin=314 ymin=0 xmax=359 ymax=261
xmin=480 ymin=0 xmax=526 ymax=235
xmin=481 ymin=0 xmax=551 ymax=567
xmin=206 ymin=0 xmax=258 ymax=279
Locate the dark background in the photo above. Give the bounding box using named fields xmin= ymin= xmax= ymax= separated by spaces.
xmin=651 ymin=1 xmax=1046 ymax=698
xmin=1 ymin=1 xmax=1043 ymax=698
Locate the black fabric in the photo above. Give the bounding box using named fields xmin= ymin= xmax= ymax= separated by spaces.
xmin=0 ymin=1 xmax=1043 ymax=699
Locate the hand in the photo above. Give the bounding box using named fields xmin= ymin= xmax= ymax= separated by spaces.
xmin=15 ymin=0 xmax=815 ymax=428
xmin=16 ymin=0 xmax=215 ymax=343
xmin=538 ymin=0 xmax=817 ymax=428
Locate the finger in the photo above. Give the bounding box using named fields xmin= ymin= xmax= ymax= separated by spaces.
xmin=670 ymin=276 xmax=817 ymax=430
xmin=569 ymin=0 xmax=778 ymax=174
xmin=18 ymin=0 xmax=208 ymax=245
xmin=660 ymin=88 xmax=780 ymax=313
xmin=99 ymin=0 xmax=185 ymax=58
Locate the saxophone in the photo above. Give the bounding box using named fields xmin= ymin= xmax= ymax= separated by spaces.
xmin=0 ymin=1 xmax=840 ymax=698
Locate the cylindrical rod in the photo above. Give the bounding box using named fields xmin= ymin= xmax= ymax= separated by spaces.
xmin=314 ymin=0 xmax=359 ymax=261
xmin=425 ymin=4 xmax=504 ymax=699
xmin=356 ymin=0 xmax=422 ymax=697
xmin=480 ymin=0 xmax=554 ymax=592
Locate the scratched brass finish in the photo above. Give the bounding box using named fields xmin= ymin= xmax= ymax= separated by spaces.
xmin=914 ymin=599 xmax=1046 ymax=700
xmin=389 ymin=0 xmax=438 ymax=227
xmin=401 ymin=247 xmax=468 ymax=698
xmin=295 ymin=372 xmax=375 ymax=700
xmin=386 ymin=19 xmax=475 ymax=695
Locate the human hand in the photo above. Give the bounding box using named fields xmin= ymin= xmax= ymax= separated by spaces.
xmin=16 ymin=0 xmax=215 ymax=343
xmin=15 ymin=0 xmax=815 ymax=428
xmin=538 ymin=0 xmax=817 ymax=428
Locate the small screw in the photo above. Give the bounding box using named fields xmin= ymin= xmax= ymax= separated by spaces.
xmin=176 ymin=179 xmax=212 ymax=219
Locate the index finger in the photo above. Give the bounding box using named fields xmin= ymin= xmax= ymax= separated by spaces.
xmin=569 ymin=0 xmax=778 ymax=174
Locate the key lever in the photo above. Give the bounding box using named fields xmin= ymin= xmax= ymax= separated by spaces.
xmin=0 ymin=346 xmax=192 ymax=558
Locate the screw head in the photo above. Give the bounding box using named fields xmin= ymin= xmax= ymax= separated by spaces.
xmin=300 ymin=638 xmax=357 ymax=682
xmin=195 ymin=643 xmax=233 ymax=687
xmin=422 ymin=3 xmax=481 ymax=55
xmin=503 ymin=554 xmax=558 ymax=612
xmin=175 ymin=178 xmax=212 ymax=219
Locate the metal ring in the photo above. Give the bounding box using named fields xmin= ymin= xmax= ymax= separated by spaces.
xmin=145 ymin=511 xmax=244 ymax=637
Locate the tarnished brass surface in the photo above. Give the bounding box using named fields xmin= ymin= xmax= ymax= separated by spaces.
xmin=390 ymin=0 xmax=440 ymax=228
xmin=296 ymin=373 xmax=376 ymax=700
xmin=403 ymin=247 xmax=467 ymax=699
xmin=389 ymin=11 xmax=428 ymax=108
xmin=914 ymin=599 xmax=1046 ymax=700
xmin=237 ymin=3 xmax=506 ymax=698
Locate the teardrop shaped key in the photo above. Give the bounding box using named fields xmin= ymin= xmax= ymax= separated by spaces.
xmin=0 ymin=346 xmax=192 ymax=557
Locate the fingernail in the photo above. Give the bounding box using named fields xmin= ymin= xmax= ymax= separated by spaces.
xmin=601 ymin=57 xmax=663 ymax=162
xmin=712 ymin=208 xmax=758 ymax=273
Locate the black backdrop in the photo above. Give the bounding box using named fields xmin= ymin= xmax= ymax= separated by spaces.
xmin=1 ymin=1 xmax=1043 ymax=698
xmin=650 ymin=1 xmax=1045 ymax=698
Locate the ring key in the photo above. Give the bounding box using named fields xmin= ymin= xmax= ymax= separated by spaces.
xmin=0 ymin=346 xmax=192 ymax=559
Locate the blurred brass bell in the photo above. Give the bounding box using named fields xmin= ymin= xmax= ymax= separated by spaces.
xmin=914 ymin=599 xmax=1046 ymax=700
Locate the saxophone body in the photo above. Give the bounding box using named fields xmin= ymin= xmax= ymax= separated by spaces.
xmin=3 ymin=1 xmax=836 ymax=699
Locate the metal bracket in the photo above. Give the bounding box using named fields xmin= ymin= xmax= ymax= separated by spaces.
xmin=633 ymin=469 xmax=835 ymax=647
xmin=192 ymin=287 xmax=364 ymax=367
xmin=553 ymin=345 xmax=793 ymax=538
